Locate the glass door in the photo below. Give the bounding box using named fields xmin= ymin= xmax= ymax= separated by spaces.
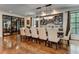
xmin=3 ymin=15 xmax=24 ymax=35
xmin=3 ymin=15 xmax=11 ymax=36
xmin=11 ymin=17 xmax=17 ymax=34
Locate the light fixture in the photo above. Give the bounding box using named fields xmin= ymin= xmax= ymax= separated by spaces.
xmin=36 ymin=7 xmax=41 ymax=17
xmin=51 ymin=9 xmax=59 ymax=14
xmin=45 ymin=4 xmax=52 ymax=15
xmin=41 ymin=11 xmax=46 ymax=16
xmin=44 ymin=16 xmax=54 ymax=19
xmin=45 ymin=4 xmax=52 ymax=7
xmin=36 ymin=4 xmax=52 ymax=17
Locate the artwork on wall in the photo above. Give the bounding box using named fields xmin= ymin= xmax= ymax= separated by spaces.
xmin=26 ymin=17 xmax=32 ymax=27
xmin=27 ymin=20 xmax=30 ymax=25
xmin=40 ymin=13 xmax=63 ymax=28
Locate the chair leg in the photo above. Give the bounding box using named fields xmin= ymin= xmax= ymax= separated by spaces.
xmin=39 ymin=39 xmax=41 ymax=44
xmin=50 ymin=42 xmax=52 ymax=48
xmin=26 ymin=36 xmax=28 ymax=41
xmin=67 ymin=40 xmax=69 ymax=46
xmin=58 ymin=40 xmax=62 ymax=49
xmin=20 ymin=36 xmax=22 ymax=41
xmin=65 ymin=40 xmax=69 ymax=48
xmin=56 ymin=43 xmax=58 ymax=50
xmin=48 ymin=41 xmax=50 ymax=47
xmin=27 ymin=37 xmax=30 ymax=41
xmin=28 ymin=37 xmax=31 ymax=41
xmin=21 ymin=36 xmax=23 ymax=42
xmin=45 ymin=40 xmax=47 ymax=46
xmin=35 ymin=39 xmax=38 ymax=43
xmin=31 ymin=38 xmax=35 ymax=43
xmin=60 ymin=39 xmax=63 ymax=48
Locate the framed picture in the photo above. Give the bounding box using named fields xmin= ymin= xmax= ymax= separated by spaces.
xmin=27 ymin=20 xmax=30 ymax=25
xmin=26 ymin=17 xmax=32 ymax=27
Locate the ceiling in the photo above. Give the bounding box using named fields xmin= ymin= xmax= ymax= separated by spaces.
xmin=0 ymin=4 xmax=79 ymax=16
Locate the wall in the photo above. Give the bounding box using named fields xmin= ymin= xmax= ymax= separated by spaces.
xmin=37 ymin=7 xmax=79 ymax=40
xmin=0 ymin=13 xmax=3 ymax=47
xmin=63 ymin=12 xmax=68 ymax=36
xmin=37 ymin=9 xmax=68 ymax=36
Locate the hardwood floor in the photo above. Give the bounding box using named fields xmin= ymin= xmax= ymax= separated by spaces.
xmin=1 ymin=35 xmax=79 ymax=54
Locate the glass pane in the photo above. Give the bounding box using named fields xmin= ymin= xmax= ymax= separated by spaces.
xmin=76 ymin=13 xmax=79 ymax=17
xmin=70 ymin=12 xmax=79 ymax=35
xmin=71 ymin=17 xmax=76 ymax=22
xmin=71 ymin=13 xmax=76 ymax=18
xmin=71 ymin=23 xmax=75 ymax=27
xmin=71 ymin=29 xmax=75 ymax=34
xmin=77 ymin=28 xmax=79 ymax=33
xmin=76 ymin=24 xmax=79 ymax=27
xmin=76 ymin=17 xmax=79 ymax=22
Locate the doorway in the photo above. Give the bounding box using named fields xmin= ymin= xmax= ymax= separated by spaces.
xmin=2 ymin=15 xmax=24 ymax=48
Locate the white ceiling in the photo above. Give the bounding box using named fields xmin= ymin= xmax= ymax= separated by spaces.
xmin=0 ymin=4 xmax=79 ymax=16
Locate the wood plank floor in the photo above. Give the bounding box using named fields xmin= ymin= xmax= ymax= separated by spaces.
xmin=1 ymin=35 xmax=79 ymax=54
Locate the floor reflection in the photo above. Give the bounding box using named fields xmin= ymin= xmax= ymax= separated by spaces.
xmin=2 ymin=35 xmax=79 ymax=54
xmin=68 ymin=40 xmax=79 ymax=54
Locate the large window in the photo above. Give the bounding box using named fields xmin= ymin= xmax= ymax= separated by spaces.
xmin=70 ymin=12 xmax=79 ymax=34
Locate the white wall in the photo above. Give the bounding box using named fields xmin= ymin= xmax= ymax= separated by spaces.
xmin=0 ymin=13 xmax=3 ymax=47
xmin=37 ymin=7 xmax=79 ymax=40
xmin=37 ymin=9 xmax=68 ymax=35
xmin=63 ymin=12 xmax=68 ymax=36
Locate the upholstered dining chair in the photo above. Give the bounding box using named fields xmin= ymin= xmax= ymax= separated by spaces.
xmin=61 ymin=30 xmax=71 ymax=47
xmin=38 ymin=27 xmax=47 ymax=46
xmin=30 ymin=27 xmax=38 ymax=43
xmin=20 ymin=27 xmax=26 ymax=41
xmin=47 ymin=28 xmax=60 ymax=49
xmin=25 ymin=27 xmax=31 ymax=41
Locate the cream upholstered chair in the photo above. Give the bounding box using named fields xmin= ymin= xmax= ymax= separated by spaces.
xmin=61 ymin=30 xmax=71 ymax=46
xmin=38 ymin=27 xmax=47 ymax=46
xmin=20 ymin=27 xmax=26 ymax=36
xmin=20 ymin=27 xmax=26 ymax=41
xmin=30 ymin=27 xmax=38 ymax=43
xmin=25 ymin=27 xmax=31 ymax=41
xmin=47 ymin=28 xmax=60 ymax=49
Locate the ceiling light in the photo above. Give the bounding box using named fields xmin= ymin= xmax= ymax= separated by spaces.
xmin=41 ymin=11 xmax=46 ymax=16
xmin=36 ymin=7 xmax=41 ymax=9
xmin=45 ymin=4 xmax=52 ymax=7
xmin=51 ymin=9 xmax=59 ymax=14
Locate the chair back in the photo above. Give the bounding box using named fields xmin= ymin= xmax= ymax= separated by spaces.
xmin=20 ymin=27 xmax=25 ymax=36
xmin=68 ymin=30 xmax=71 ymax=37
xmin=38 ymin=27 xmax=47 ymax=40
xmin=25 ymin=28 xmax=31 ymax=36
xmin=30 ymin=27 xmax=38 ymax=38
xmin=66 ymin=30 xmax=71 ymax=40
xmin=47 ymin=28 xmax=60 ymax=43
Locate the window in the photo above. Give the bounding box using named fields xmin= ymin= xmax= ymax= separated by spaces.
xmin=70 ymin=12 xmax=79 ymax=34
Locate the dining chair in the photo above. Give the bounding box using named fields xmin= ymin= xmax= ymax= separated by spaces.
xmin=38 ymin=27 xmax=47 ymax=46
xmin=47 ymin=28 xmax=60 ymax=49
xmin=25 ymin=27 xmax=31 ymax=41
xmin=30 ymin=27 xmax=38 ymax=43
xmin=61 ymin=30 xmax=71 ymax=47
xmin=20 ymin=27 xmax=26 ymax=41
